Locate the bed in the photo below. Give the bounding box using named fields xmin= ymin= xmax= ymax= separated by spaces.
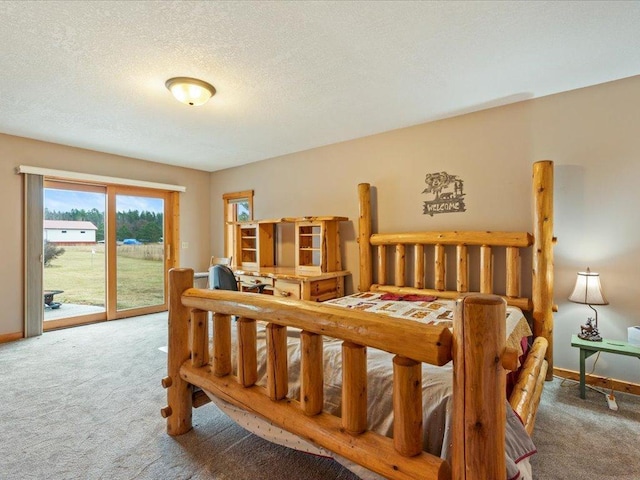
xmin=162 ymin=160 xmax=555 ymax=480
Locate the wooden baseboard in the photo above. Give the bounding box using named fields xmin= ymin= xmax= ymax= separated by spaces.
xmin=0 ymin=331 xmax=23 ymax=344
xmin=553 ymin=367 xmax=640 ymax=396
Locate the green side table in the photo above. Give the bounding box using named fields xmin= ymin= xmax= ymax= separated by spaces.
xmin=571 ymin=334 xmax=640 ymax=399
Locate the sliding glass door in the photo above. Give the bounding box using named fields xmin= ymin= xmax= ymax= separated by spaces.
xmin=42 ymin=182 xmax=175 ymax=330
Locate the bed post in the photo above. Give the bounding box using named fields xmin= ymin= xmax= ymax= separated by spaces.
xmin=163 ymin=268 xmax=194 ymax=435
xmin=452 ymin=294 xmax=507 ymax=480
xmin=532 ymin=160 xmax=554 ymax=380
xmin=358 ymin=183 xmax=372 ymax=292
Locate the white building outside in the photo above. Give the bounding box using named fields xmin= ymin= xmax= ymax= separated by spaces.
xmin=44 ymin=220 xmax=98 ymax=244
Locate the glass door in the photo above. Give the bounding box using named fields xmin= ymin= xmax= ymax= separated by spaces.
xmin=41 ymin=181 xmax=177 ymax=330
xmin=43 ymin=182 xmax=107 ymax=329
xmin=108 ymin=188 xmax=169 ymax=318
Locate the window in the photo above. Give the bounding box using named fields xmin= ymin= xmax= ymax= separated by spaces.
xmin=222 ymin=190 xmax=254 ymax=263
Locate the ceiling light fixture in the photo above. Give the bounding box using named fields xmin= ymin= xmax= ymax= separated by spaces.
xmin=165 ymin=77 xmax=216 ymax=106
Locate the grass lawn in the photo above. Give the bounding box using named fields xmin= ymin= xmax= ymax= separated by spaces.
xmin=44 ymin=245 xmax=165 ymax=310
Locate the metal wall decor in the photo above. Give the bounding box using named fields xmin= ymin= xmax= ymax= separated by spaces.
xmin=422 ymin=171 xmax=466 ymax=216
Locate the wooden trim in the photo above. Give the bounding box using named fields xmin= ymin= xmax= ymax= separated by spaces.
xmin=222 ymin=189 xmax=254 ymax=201
xmin=106 ymin=186 xmax=117 ymax=319
xmin=553 ymin=367 xmax=640 ymax=396
xmin=168 ymin=190 xmax=180 ymax=271
xmin=108 ymin=186 xmax=172 ymax=319
xmin=114 ymin=304 xmax=167 ymax=319
xmin=44 ymin=312 xmax=106 ymax=330
xmin=0 ymin=332 xmax=23 ymax=343
xmin=223 ymin=190 xmax=254 ymax=264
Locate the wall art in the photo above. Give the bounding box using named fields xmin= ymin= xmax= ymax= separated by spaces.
xmin=422 ymin=171 xmax=466 ymax=216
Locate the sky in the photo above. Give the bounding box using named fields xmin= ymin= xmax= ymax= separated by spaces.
xmin=44 ymin=189 xmax=164 ymax=213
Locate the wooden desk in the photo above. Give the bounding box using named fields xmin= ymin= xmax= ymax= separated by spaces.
xmin=234 ymin=267 xmax=350 ymax=302
xmin=571 ymin=334 xmax=640 ymax=398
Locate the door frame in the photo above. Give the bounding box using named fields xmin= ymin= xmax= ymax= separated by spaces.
xmin=106 ymin=185 xmax=178 ymax=319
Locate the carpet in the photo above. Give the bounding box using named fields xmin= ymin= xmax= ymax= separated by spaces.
xmin=1 ymin=312 xmax=638 ymax=479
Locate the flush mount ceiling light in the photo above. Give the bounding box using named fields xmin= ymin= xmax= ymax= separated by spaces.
xmin=165 ymin=77 xmax=216 ymax=106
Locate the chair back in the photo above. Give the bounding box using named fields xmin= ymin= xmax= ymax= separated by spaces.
xmin=209 ymin=264 xmax=239 ymax=291
xmin=210 ymin=256 xmax=232 ymax=266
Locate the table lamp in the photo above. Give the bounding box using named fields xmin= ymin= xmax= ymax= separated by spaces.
xmin=568 ymin=267 xmax=608 ymax=341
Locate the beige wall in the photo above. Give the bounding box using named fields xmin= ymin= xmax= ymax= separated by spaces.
xmin=210 ymin=75 xmax=640 ymax=385
xmin=0 ymin=134 xmax=211 ymax=337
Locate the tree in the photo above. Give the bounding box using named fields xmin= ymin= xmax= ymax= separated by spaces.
xmin=44 ymin=241 xmax=65 ymax=267
xmin=117 ymin=224 xmax=133 ymax=241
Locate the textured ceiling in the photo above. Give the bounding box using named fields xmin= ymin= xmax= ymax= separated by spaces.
xmin=1 ymin=1 xmax=639 ymax=172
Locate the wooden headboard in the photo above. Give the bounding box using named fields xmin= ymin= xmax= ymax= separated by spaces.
xmin=356 ymin=160 xmax=555 ymax=377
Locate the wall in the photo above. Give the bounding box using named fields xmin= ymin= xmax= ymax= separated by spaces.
xmin=209 ymin=75 xmax=640 ymax=385
xmin=0 ymin=133 xmax=211 ymax=337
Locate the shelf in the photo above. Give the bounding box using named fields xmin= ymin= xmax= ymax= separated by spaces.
xmin=234 ymin=216 xmax=346 ymax=274
xmin=235 ymin=222 xmax=275 ymax=270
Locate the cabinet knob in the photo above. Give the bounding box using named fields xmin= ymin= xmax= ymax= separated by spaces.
xmin=279 ymin=291 xmax=291 ymax=297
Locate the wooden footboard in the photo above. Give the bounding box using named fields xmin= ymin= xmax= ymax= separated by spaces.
xmin=163 ymin=268 xmax=531 ymax=480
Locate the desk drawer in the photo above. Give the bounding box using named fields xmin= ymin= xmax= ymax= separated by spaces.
xmin=273 ymin=279 xmax=301 ymax=299
xmin=238 ymin=275 xmax=273 ymax=293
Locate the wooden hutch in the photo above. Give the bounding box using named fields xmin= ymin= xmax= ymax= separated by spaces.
xmin=233 ymin=216 xmax=349 ymax=302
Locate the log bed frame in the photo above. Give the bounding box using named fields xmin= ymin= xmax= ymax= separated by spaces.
xmin=163 ymin=160 xmax=554 ymax=480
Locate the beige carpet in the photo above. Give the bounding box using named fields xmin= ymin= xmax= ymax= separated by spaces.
xmin=1 ymin=312 xmax=638 ymax=479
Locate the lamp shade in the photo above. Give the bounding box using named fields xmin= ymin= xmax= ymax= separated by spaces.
xmin=568 ymin=268 xmax=608 ymax=305
xmin=165 ymin=77 xmax=216 ymax=106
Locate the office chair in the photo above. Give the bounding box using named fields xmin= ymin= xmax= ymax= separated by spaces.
xmin=210 ymin=256 xmax=231 ymax=267
xmin=206 ymin=257 xmax=231 ymax=287
xmin=209 ymin=264 xmax=269 ymax=293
